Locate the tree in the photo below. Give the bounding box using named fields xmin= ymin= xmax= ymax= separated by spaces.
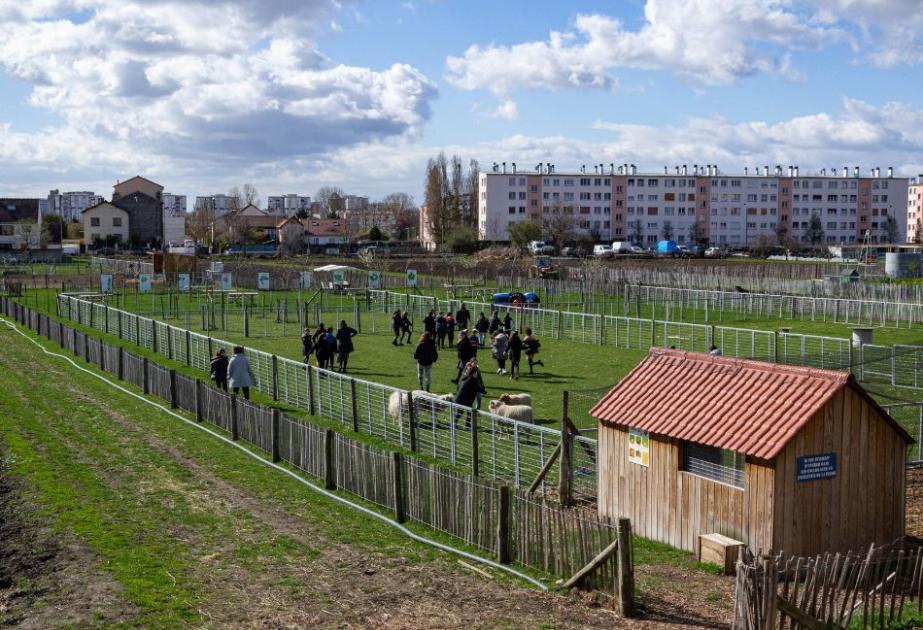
xmin=464 ymin=159 xmax=480 ymax=226
xmin=228 ymin=184 xmax=259 ymax=210
xmin=882 ymin=215 xmax=899 ymax=244
xmin=42 ymin=214 xmax=63 ymax=245
xmin=315 ymin=186 xmax=345 ymax=218
xmin=424 ymin=153 xmax=449 ymax=247
xmin=541 ymin=208 xmax=575 ymax=249
xmin=368 ymin=226 xmax=385 ymax=242
xmin=185 ymin=207 xmax=214 ymax=247
xmin=446 ymin=225 xmax=479 ymax=253
xmin=507 ymin=219 xmax=542 ymax=250
xmin=689 ymin=220 xmax=708 ymax=247
xmin=806 ymin=213 xmax=825 ymax=246
xmin=65 ymin=221 xmax=84 ymax=240
xmin=662 ymin=220 xmax=673 ymax=240
xmin=630 ymin=219 xmax=644 ymax=246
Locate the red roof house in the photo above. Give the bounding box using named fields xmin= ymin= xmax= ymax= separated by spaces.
xmin=591 ymin=348 xmax=912 ymax=556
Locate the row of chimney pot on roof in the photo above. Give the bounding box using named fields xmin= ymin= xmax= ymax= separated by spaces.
xmin=491 ymin=162 xmax=896 ymax=179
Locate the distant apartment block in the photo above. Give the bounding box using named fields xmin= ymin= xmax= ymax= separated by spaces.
xmin=47 ymin=190 xmax=104 ymax=222
xmin=195 ymin=194 xmax=235 ymax=215
xmin=909 ymin=176 xmax=923 ymax=243
xmin=267 ymin=194 xmax=311 ymax=216
xmin=162 ymin=193 xmax=187 ymax=246
xmin=478 ymin=163 xmax=911 ymax=247
xmin=344 ymin=195 xmax=369 ymax=211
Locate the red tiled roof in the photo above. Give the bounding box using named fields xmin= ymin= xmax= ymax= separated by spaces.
xmin=590 ymin=348 xmax=912 ymax=460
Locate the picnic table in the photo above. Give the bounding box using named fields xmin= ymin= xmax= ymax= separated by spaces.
xmin=227 ymin=291 xmax=258 ymax=303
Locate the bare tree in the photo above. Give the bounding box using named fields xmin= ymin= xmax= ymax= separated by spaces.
xmin=185 ymin=207 xmax=214 ymax=248
xmin=542 ymin=206 xmax=575 ymax=249
xmin=315 ymin=186 xmax=345 ymax=218
xmin=228 ymin=184 xmax=259 ymax=210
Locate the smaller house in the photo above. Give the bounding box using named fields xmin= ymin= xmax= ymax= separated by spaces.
xmin=277 ymin=217 xmax=348 ymax=252
xmin=82 ymin=202 xmax=129 ymax=247
xmin=0 ymin=198 xmax=41 ymax=250
xmin=113 ymin=175 xmax=163 ymax=202
xmin=220 ymin=205 xmax=280 ymax=242
xmin=591 ymin=348 xmax=912 ymax=558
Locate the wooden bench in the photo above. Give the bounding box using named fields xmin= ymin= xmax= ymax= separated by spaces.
xmin=698 ymin=533 xmax=745 ymax=575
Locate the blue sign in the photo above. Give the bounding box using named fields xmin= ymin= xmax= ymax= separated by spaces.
xmin=796 ymin=453 xmax=837 ymax=482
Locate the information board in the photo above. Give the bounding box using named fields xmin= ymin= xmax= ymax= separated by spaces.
xmin=628 ymin=428 xmax=650 ymax=467
xmin=100 ymin=273 xmax=113 ymax=293
xmin=299 ymin=271 xmax=312 ymax=289
xmin=796 ymin=453 xmax=837 ymax=482
xmin=138 ymin=273 xmax=151 ymax=293
xmin=368 ymin=270 xmax=381 ymax=289
xmin=406 ymin=269 xmax=417 ymax=287
xmin=220 ymin=272 xmax=233 ymax=291
xmin=177 ymin=273 xmax=190 ymax=292
xmin=257 ymin=272 xmax=270 ymax=290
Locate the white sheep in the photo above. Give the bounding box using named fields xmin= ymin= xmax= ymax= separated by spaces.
xmin=498 ymin=392 xmax=532 ymax=406
xmin=388 ymin=390 xmax=454 ymax=422
xmin=488 ymin=400 xmax=533 ymax=424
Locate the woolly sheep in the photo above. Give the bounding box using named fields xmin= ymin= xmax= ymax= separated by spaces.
xmin=388 ymin=390 xmax=454 ymax=421
xmin=498 ymin=392 xmax=532 ymax=406
xmin=488 ymin=400 xmax=533 ymax=424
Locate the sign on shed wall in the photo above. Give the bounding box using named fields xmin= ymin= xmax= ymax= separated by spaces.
xmin=796 ymin=453 xmax=837 ymax=482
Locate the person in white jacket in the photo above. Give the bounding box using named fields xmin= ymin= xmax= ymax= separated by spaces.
xmin=227 ymin=345 xmax=256 ymax=399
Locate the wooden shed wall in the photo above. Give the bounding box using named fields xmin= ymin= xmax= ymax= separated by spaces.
xmin=772 ymin=386 xmax=907 ymax=556
xmin=597 ymin=425 xmax=774 ymax=553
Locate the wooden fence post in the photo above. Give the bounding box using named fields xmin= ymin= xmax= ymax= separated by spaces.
xmin=231 ymin=394 xmax=239 ymax=440
xmin=271 ymin=408 xmax=280 ymax=462
xmin=271 ymin=354 xmax=279 ymax=401
xmin=407 ymin=391 xmax=418 ymax=453
xmin=117 ymin=310 xmax=123 ymax=339
xmin=185 ymin=330 xmax=191 ymax=366
xmin=471 ymin=408 xmax=479 ymax=477
xmin=244 ymin=305 xmax=250 ymax=337
xmin=617 ymin=517 xmax=636 ymax=618
xmin=559 ymin=391 xmax=573 ymax=507
xmin=350 ymin=379 xmax=359 ymax=432
xmin=142 ymin=357 xmax=149 ymax=394
xmin=497 ymin=485 xmax=511 ymax=564
xmin=104 ymin=305 xmax=110 ymax=334
xmin=117 ymin=346 xmax=124 ymax=380
xmin=169 ymin=368 xmax=178 ymax=409
xmin=84 ymin=333 xmax=90 ymax=363
xmin=194 ymin=380 xmax=203 ymax=422
xmin=307 ymin=364 xmax=315 ymax=416
xmin=151 ymin=320 xmax=158 ymax=354
xmin=324 ymin=428 xmax=336 ymax=490
xmin=207 ymin=337 xmax=213 ymax=361
xmin=392 ymin=451 xmax=406 ymax=523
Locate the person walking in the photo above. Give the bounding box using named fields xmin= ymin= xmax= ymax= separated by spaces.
xmin=452 ymin=330 xmax=474 ymax=384
xmin=400 ymin=310 xmax=413 ymax=345
xmin=413 ymin=331 xmax=439 ymax=392
xmin=491 ymin=329 xmax=509 ymax=375
xmin=227 ymin=345 xmax=255 ymax=400
xmin=445 ymin=313 xmax=456 ymax=347
xmin=301 ymin=327 xmax=314 ymax=364
xmin=391 ymin=310 xmax=403 ymax=346
xmin=335 ymin=320 xmax=358 ymax=372
xmin=210 ymin=347 xmax=229 ymax=391
xmin=423 ymin=310 xmax=436 ymax=337
xmin=475 ymin=312 xmax=489 ymax=347
xmin=435 ymin=312 xmax=447 ymax=348
xmin=325 ymin=327 xmax=338 ymax=369
xmin=488 ymin=310 xmax=501 ymax=336
xmin=508 ymin=330 xmax=523 ymax=379
xmin=314 ymin=326 xmax=329 ymax=369
xmin=502 ymin=312 xmax=514 ymax=334
xmin=454 ymin=358 xmax=486 ymax=411
xmin=523 ymin=327 xmax=544 ymax=374
xmin=455 ymin=303 xmax=470 ymax=331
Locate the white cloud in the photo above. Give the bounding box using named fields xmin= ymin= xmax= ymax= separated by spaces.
xmin=490 ymin=99 xmax=518 ymax=121
xmin=0 ymin=0 xmax=437 ymax=181
xmin=446 ymin=1 xmax=840 ymax=109
xmin=813 ymin=0 xmax=923 ymax=65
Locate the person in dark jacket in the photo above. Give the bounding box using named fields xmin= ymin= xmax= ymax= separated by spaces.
xmin=454 ymin=358 xmax=486 ymax=409
xmin=452 ymin=330 xmax=474 ymax=384
xmin=210 ymin=347 xmax=229 ymax=391
xmin=301 ymin=328 xmax=314 ymax=364
xmin=400 ymin=310 xmax=413 ymax=345
xmin=488 ymin=310 xmax=501 ymax=335
xmin=445 ymin=313 xmax=456 ymax=347
xmin=523 ymin=327 xmax=544 ymax=374
xmin=335 ymin=320 xmax=358 ymax=372
xmin=474 ymin=313 xmax=489 ymax=347
xmin=423 ymin=310 xmax=437 ymax=337
xmin=413 ymin=331 xmax=439 ymax=391
xmin=455 ymin=304 xmax=470 ymax=330
xmin=502 ymin=312 xmax=513 ymax=334
xmin=391 ymin=310 xmax=403 ymax=346
xmin=315 ymin=325 xmax=331 ymax=369
xmin=435 ymin=312 xmax=447 ymax=348
xmin=508 ymin=330 xmax=523 ymax=379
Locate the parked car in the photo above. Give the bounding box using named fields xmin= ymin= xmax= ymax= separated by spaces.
xmin=528 ymin=240 xmax=555 ymax=255
xmin=593 ymin=244 xmax=612 ymax=257
xmin=704 ymin=246 xmax=722 ymax=258
xmin=492 ymin=291 xmax=540 ymax=306
xmin=560 ymin=245 xmax=578 ymax=257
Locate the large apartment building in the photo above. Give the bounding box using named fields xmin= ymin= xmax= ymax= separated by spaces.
xmin=909 ymin=176 xmax=923 ymax=243
xmin=267 ymin=194 xmax=311 ymax=216
xmin=478 ymin=163 xmax=910 ymax=247
xmin=195 ymin=194 xmax=235 ymax=215
xmin=47 ymin=190 xmax=104 ymax=222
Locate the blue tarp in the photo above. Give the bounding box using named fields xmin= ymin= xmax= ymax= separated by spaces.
xmin=656 ymin=240 xmax=679 ymax=254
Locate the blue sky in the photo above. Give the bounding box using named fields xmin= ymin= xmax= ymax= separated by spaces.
xmin=0 ymin=0 xmax=922 ymax=206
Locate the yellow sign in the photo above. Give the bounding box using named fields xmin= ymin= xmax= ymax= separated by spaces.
xmin=628 ymin=428 xmax=650 ymax=467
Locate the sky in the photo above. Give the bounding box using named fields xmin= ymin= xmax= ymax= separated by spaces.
xmin=1 ymin=0 xmax=923 ymax=208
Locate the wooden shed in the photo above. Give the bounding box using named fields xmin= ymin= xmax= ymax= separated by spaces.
xmin=590 ymin=348 xmax=913 ymax=557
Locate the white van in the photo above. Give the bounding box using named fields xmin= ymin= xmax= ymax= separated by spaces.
xmin=593 ymin=244 xmax=612 ymax=257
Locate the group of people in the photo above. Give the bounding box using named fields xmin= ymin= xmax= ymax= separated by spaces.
xmin=302 ymin=321 xmax=358 ymax=372
xmin=209 ymin=345 xmax=255 ymax=399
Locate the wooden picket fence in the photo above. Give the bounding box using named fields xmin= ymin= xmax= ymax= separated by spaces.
xmin=734 ymin=542 xmax=923 ymax=629
xmin=0 ymin=296 xmax=635 ymax=614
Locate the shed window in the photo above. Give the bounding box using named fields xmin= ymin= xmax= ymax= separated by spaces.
xmin=682 ymin=442 xmax=744 ymax=488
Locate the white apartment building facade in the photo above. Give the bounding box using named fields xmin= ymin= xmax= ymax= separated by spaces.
xmin=478 ymin=164 xmax=910 ymax=247
xmin=47 ymin=190 xmax=104 ymax=222
xmin=909 ymin=176 xmax=923 ymax=243
xmin=344 ymin=195 xmax=369 ymax=211
xmin=162 ymin=193 xmax=187 ymax=246
xmin=195 ymin=194 xmax=235 ymax=215
xmin=267 ymin=194 xmax=311 ymax=216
